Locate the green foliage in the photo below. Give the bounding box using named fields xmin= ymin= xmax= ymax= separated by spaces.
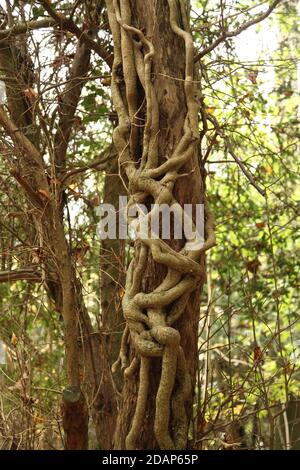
xmin=0 ymin=0 xmax=299 ymax=450
xmin=192 ymin=0 xmax=300 ymax=449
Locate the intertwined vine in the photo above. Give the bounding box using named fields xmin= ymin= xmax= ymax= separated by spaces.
xmin=106 ymin=0 xmax=215 ymax=450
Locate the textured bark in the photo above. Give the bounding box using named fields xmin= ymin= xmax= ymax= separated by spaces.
xmin=110 ymin=0 xmax=206 ymax=449
xmin=61 ymin=387 xmax=89 ymax=450
xmin=100 ymin=150 xmax=125 ymax=389
xmin=91 ymin=156 xmax=125 ymax=448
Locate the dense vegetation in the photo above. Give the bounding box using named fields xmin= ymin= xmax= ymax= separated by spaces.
xmin=0 ymin=0 xmax=299 ymax=450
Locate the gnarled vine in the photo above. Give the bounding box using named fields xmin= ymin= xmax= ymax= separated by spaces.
xmin=106 ymin=0 xmax=215 ymax=450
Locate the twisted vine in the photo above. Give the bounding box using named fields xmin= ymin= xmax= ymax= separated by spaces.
xmin=106 ymin=0 xmax=215 ymax=450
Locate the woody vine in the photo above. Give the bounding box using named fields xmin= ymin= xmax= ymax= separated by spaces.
xmin=106 ymin=0 xmax=215 ymax=450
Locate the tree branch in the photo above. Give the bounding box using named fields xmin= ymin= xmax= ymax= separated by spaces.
xmin=39 ymin=0 xmax=113 ymax=68
xmin=0 ymin=106 xmax=46 ymax=173
xmin=208 ymin=114 xmax=266 ymax=197
xmin=0 ymin=268 xmax=42 ymax=283
xmin=194 ymin=0 xmax=283 ymax=62
xmin=224 ymin=136 xmax=266 ymax=197
xmin=9 ymin=167 xmax=46 ymax=207
xmin=60 ymin=144 xmax=116 ymax=185
xmin=0 ymin=105 xmax=49 ymax=194
xmin=0 ymin=18 xmax=56 ymax=40
xmin=54 ymin=41 xmax=91 ymax=174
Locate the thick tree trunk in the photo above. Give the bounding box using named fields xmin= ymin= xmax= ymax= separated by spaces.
xmin=106 ymin=0 xmax=210 ymax=449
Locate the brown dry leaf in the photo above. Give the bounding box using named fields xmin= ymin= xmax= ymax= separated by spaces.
xmin=247 ymin=70 xmax=258 ymax=84
xmin=255 ymin=221 xmax=265 ymax=229
xmin=197 ymin=415 xmax=207 ymax=435
xmin=72 ymin=190 xmax=82 ymax=201
xmin=242 ymin=108 xmax=251 ymax=119
xmin=246 ymin=258 xmax=261 ymax=274
xmin=37 ymin=189 xmax=51 ymax=201
xmin=11 ymin=332 xmax=18 ymax=347
xmin=8 ymin=380 xmax=22 ymax=392
xmin=52 ymin=56 xmax=63 ymax=71
xmin=207 ymin=135 xmax=219 ymax=146
xmin=101 ymin=76 xmax=111 ymax=86
xmin=253 ymin=346 xmax=263 ymax=363
xmin=24 ymin=88 xmax=38 ymax=100
xmin=32 ymin=251 xmax=40 ymax=264
xmin=73 ymin=241 xmax=90 ymax=263
xmin=283 ymin=362 xmax=293 ymax=375
xmin=238 ymin=91 xmax=253 ymax=103
xmin=73 ymin=115 xmax=85 ymax=131
xmin=32 ymin=248 xmax=44 ymax=264
xmin=89 ymin=195 xmax=100 ymax=207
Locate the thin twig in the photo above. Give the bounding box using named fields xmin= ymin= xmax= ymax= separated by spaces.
xmin=194 ymin=0 xmax=283 ymax=62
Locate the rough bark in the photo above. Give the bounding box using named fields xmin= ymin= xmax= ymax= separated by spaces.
xmin=105 ymin=0 xmax=215 ymax=450
xmin=100 ymin=149 xmax=125 ymax=389
xmin=61 ymin=387 xmax=89 ymax=450
xmin=92 ymin=147 xmax=126 ymax=448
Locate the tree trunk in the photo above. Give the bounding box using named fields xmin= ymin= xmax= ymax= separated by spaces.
xmin=105 ymin=0 xmax=213 ymax=450
xmin=61 ymin=387 xmax=89 ymax=450
xmin=100 ymin=149 xmax=125 ymax=390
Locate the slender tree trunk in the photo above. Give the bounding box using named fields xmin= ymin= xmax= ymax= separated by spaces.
xmin=100 ymin=149 xmax=125 ymax=389
xmin=90 ymin=148 xmax=126 ymax=448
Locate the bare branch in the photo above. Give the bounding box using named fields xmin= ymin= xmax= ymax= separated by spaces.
xmin=0 ymin=268 xmax=41 ymax=283
xmin=0 ymin=18 xmax=56 ymax=40
xmin=0 ymin=106 xmax=50 ymax=195
xmin=0 ymin=106 xmax=45 ymax=172
xmin=39 ymin=0 xmax=113 ymax=68
xmin=0 ymin=106 xmax=40 ymax=165
xmin=60 ymin=144 xmax=116 ymax=185
xmin=54 ymin=41 xmax=91 ymax=174
xmin=194 ymin=0 xmax=283 ymax=62
xmin=224 ymin=137 xmax=266 ymax=197
xmin=9 ymin=167 xmax=46 ymax=207
xmin=208 ymin=114 xmax=266 ymax=197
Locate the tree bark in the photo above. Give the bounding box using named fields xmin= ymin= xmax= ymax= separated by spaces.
xmin=105 ymin=0 xmax=212 ymax=450
xmin=61 ymin=387 xmax=89 ymax=450
xmin=100 ymin=149 xmax=125 ymax=390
